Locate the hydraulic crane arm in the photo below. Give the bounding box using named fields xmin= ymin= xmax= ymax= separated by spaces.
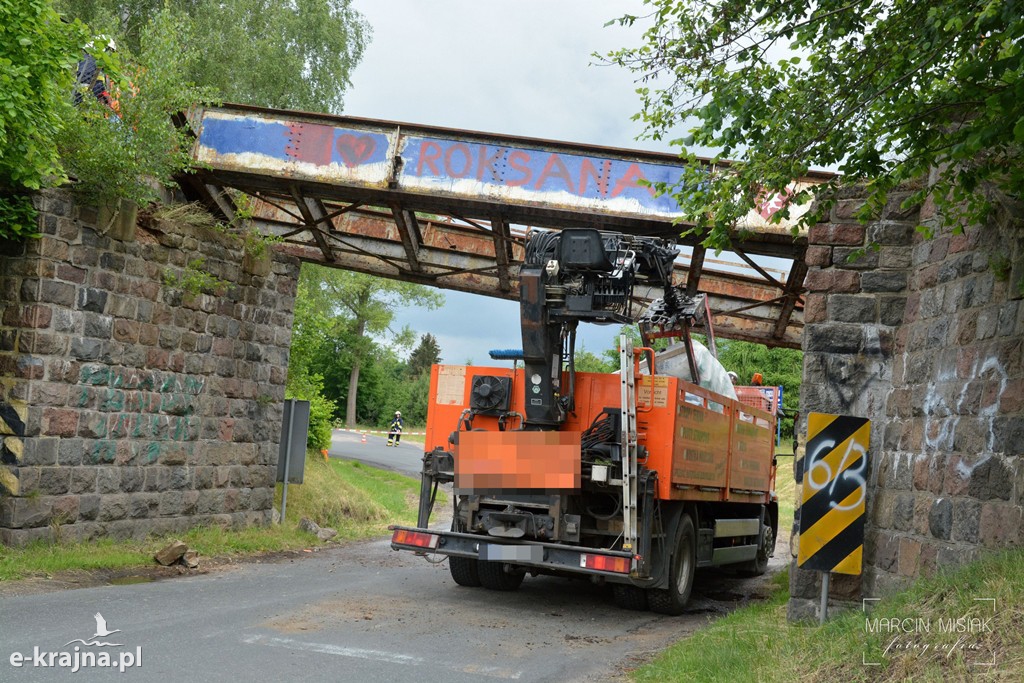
xmin=518 ymin=228 xmax=681 ymax=428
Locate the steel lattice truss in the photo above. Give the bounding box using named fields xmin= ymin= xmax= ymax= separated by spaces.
xmin=178 ymin=104 xmax=830 ymax=348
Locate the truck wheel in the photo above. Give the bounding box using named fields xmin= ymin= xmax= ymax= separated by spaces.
xmin=478 ymin=561 xmax=525 ymax=591
xmin=648 ymin=513 xmax=695 ymax=616
xmin=611 ymin=583 xmax=648 ymax=611
xmin=736 ymin=524 xmax=773 ymax=577
xmin=449 ymin=556 xmax=482 ymax=587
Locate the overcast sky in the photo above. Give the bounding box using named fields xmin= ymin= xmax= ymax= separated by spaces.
xmin=342 ymin=1 xmax=675 ymax=365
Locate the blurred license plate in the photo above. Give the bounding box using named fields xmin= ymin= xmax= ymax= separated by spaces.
xmin=480 ymin=544 xmax=542 ymax=562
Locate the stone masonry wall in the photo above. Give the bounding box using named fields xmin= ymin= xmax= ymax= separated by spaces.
xmin=0 ymin=189 xmax=298 ymax=545
xmin=789 ymin=188 xmax=1024 ymax=621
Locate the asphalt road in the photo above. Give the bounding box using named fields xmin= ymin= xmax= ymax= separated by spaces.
xmin=0 ymin=534 xmax=784 ymax=683
xmin=0 ymin=431 xmax=788 ymax=682
xmin=329 ymin=428 xmax=425 ymax=477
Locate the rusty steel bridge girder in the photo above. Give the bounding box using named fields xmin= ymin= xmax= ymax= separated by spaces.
xmin=179 ymin=104 xmax=823 ymax=349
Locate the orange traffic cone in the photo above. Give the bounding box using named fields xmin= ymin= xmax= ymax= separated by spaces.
xmin=360 ymin=432 xmax=367 ymax=444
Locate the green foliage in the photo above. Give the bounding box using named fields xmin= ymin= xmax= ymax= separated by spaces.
xmin=716 ymin=339 xmax=802 ymax=439
xmin=279 ymin=456 xmax=440 ymax=534
xmin=287 ymin=264 xmax=444 ymax=432
xmin=408 ymin=333 xmax=442 ymax=377
xmin=280 ymin=453 xmax=388 ymax=528
xmin=59 ymin=0 xmax=371 ymax=115
xmin=1 ymin=0 xmax=367 ymax=240
xmin=210 ymin=190 xmax=281 ymax=259
xmin=56 ymin=6 xmax=214 ymax=206
xmin=0 ymin=0 xmax=85 ymax=189
xmin=161 ymin=258 xmax=228 ymax=295
xmin=290 ymin=383 xmax=337 ymax=452
xmin=283 ymin=309 xmax=337 ymax=452
xmin=358 ymin=356 xmax=432 ymax=428
xmin=0 ymin=0 xmax=87 ymax=238
xmin=0 ymin=193 xmax=41 ymax=240
xmin=575 ymin=346 xmax=617 ymax=373
xmin=604 ymin=0 xmax=1024 ymax=250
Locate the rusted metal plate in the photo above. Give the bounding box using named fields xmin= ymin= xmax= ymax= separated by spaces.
xmin=394 ymin=132 xmax=685 ymax=220
xmin=193 ymin=109 xmax=396 ymax=188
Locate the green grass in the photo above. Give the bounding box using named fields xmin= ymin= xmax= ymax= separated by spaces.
xmin=632 ymin=548 xmax=1024 ymax=682
xmin=0 ymin=539 xmax=149 ymax=581
xmin=276 ymin=454 xmax=438 ymax=539
xmin=774 ymin=454 xmax=797 ymax=533
xmin=0 ymin=451 xmax=427 ymax=582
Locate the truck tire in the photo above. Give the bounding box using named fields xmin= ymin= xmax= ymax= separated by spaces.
xmin=449 ymin=556 xmax=482 ymax=587
xmin=648 ymin=513 xmax=695 ymax=616
xmin=478 ymin=561 xmax=525 ymax=591
xmin=611 ymin=583 xmax=648 ymax=611
xmin=736 ymin=524 xmax=773 ymax=577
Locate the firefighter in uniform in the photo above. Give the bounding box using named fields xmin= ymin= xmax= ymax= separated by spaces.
xmin=387 ymin=411 xmax=404 ymax=447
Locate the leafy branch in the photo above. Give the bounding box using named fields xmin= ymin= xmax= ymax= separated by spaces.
xmin=601 ymin=0 xmax=1023 ymax=250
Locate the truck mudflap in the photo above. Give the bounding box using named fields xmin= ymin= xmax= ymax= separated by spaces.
xmin=389 ymin=525 xmax=640 ymax=580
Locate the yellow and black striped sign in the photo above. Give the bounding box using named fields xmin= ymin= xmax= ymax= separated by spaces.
xmin=797 ymin=413 xmax=870 ymax=575
xmin=1 ymin=399 xmax=27 ymax=467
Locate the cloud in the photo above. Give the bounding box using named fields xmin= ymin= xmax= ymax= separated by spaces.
xmin=347 ymin=2 xmax=679 ymax=367
xmin=395 ymin=291 xmax=621 ymax=366
xmin=345 ymin=1 xmax=654 ymax=148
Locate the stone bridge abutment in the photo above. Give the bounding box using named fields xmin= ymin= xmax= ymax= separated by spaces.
xmin=0 ymin=190 xmax=298 ymax=544
xmin=789 ymin=187 xmax=1024 ymax=619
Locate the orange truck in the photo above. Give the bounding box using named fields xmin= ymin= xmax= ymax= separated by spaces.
xmin=390 ymin=229 xmax=778 ymax=613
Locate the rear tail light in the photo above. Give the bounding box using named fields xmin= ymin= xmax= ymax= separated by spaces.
xmin=580 ymin=553 xmax=632 ymax=574
xmin=392 ymin=529 xmax=439 ymax=549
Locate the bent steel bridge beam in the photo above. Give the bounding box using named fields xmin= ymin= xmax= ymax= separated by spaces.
xmin=179 ymin=103 xmax=831 ymax=349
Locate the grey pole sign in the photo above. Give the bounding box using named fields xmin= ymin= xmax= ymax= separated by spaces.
xmin=276 ymin=399 xmax=310 ymax=521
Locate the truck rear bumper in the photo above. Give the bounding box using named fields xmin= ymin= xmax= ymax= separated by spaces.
xmin=389 ymin=525 xmax=641 ymax=581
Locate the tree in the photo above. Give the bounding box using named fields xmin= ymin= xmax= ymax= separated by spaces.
xmin=0 ymin=2 xmax=209 ymax=239
xmin=57 ymin=0 xmax=371 ymax=114
xmin=407 ymin=333 xmax=442 ymax=377
xmin=285 ymin=264 xmax=340 ymax=449
xmin=574 ymin=347 xmax=616 ymax=374
xmin=295 ymin=265 xmax=444 ymax=427
xmin=715 ymin=340 xmax=802 ymax=440
xmin=56 ymin=7 xmax=213 ymax=207
xmin=604 ymin=0 xmax=1024 ymax=250
xmin=0 ymin=1 xmax=88 ymax=239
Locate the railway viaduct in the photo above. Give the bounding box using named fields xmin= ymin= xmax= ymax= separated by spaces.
xmin=1 ymin=105 xmax=1021 ymax=619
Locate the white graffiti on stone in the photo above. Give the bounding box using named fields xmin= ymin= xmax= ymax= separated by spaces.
xmin=920 ymin=353 xmax=1008 ymax=467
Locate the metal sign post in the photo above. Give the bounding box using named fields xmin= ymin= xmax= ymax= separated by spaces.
xmin=280 ymin=402 xmax=295 ymax=523
xmin=276 ymin=399 xmax=310 ymax=522
xmin=796 ymin=412 xmax=871 ymax=624
xmin=819 ymin=572 xmax=830 ymax=625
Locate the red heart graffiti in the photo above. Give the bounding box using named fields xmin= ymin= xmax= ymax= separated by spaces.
xmin=336 ymin=134 xmax=376 ymax=168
